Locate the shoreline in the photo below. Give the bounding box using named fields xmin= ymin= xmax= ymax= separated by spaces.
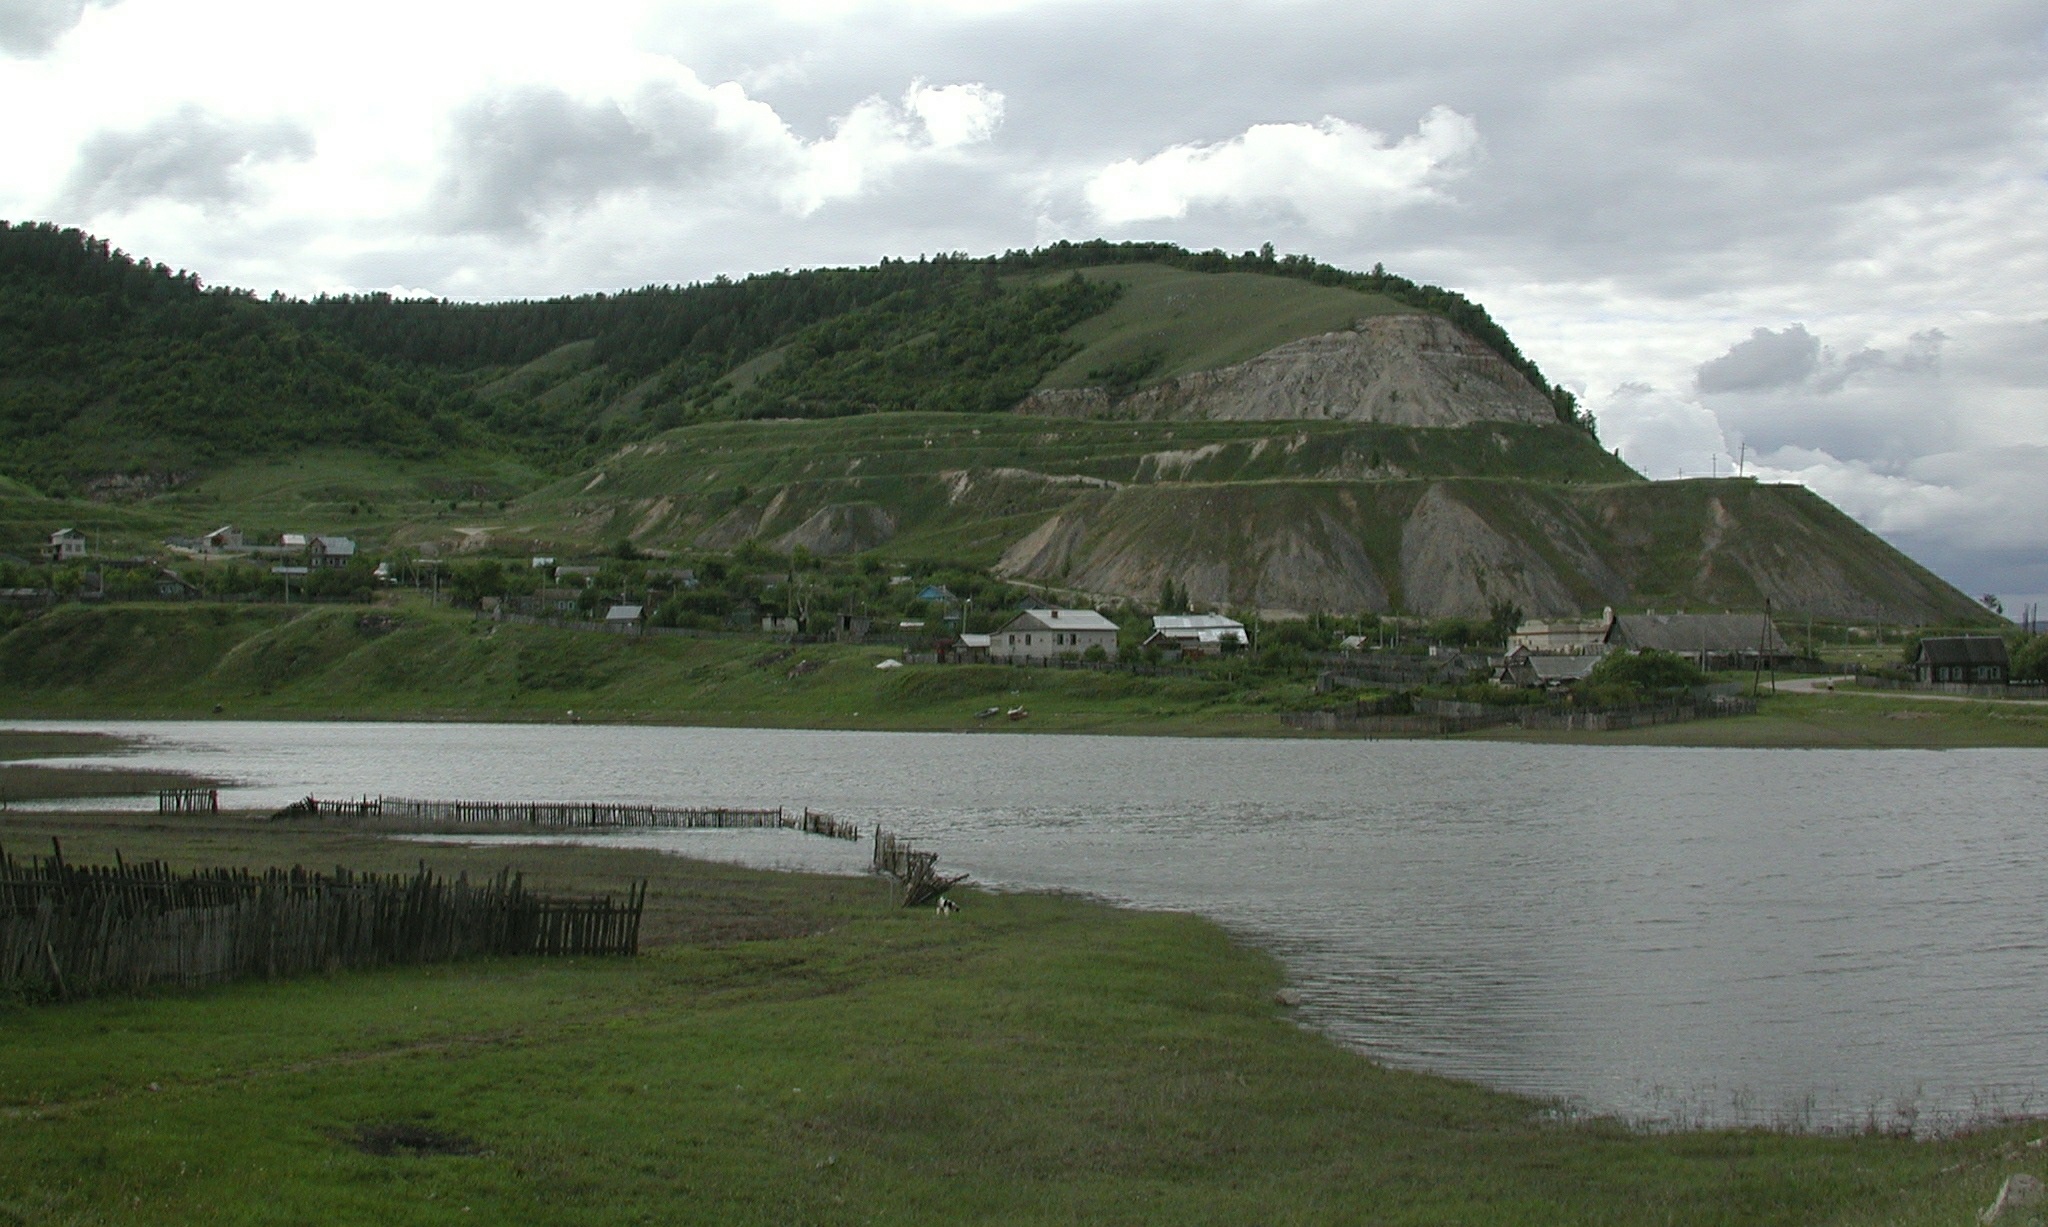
xmin=6 ymin=689 xmax=2048 ymax=750
xmin=2 ymin=805 xmax=2044 ymax=1223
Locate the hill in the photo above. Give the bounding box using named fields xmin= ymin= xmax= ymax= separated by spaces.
xmin=0 ymin=222 xmax=1987 ymax=626
xmin=0 ymin=224 xmax=1585 ymax=496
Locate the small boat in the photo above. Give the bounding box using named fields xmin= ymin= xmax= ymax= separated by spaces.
xmin=1007 ymin=706 xmax=1030 ymax=721
xmin=975 ymin=706 xmax=1001 ymax=719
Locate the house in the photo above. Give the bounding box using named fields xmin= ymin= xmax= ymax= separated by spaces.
xmin=1496 ymin=646 xmax=1601 ymax=689
xmin=1144 ymin=613 xmax=1247 ymax=657
xmin=1606 ymin=612 xmax=1791 ymax=670
xmin=200 ymin=525 xmax=243 ymax=553
xmin=155 ymin=569 xmax=198 ymax=599
xmin=280 ymin=533 xmax=308 ymax=550
xmin=938 ymin=632 xmax=991 ymax=664
xmin=604 ymin=604 xmax=644 ymax=633
xmin=830 ymin=612 xmax=871 ymax=642
xmin=1915 ymin=636 xmax=2010 ymax=685
xmin=536 ymin=587 xmax=582 ymax=614
xmin=917 ymin=584 xmax=956 ymax=603
xmin=47 ymin=528 xmax=86 ymax=563
xmin=530 ymin=555 xmax=555 ymax=569
xmin=990 ymin=608 xmax=1119 ymax=663
xmin=308 ymin=535 xmax=356 ymax=569
xmin=761 ymin=616 xmax=799 ymax=634
xmin=1510 ymin=609 xmax=1614 ymax=655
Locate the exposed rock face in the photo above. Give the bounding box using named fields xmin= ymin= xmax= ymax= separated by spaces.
xmin=1397 ymin=485 xmax=1578 ymax=618
xmin=1019 ymin=314 xmax=1557 ymax=427
xmin=989 ymin=478 xmax=1981 ymax=622
xmin=774 ymin=502 xmax=897 ymax=555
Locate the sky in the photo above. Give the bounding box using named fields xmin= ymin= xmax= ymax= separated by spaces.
xmin=3 ymin=0 xmax=2044 ymax=618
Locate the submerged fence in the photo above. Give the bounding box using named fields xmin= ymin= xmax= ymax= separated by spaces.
xmin=1281 ymin=696 xmax=1759 ymax=736
xmin=271 ymin=796 xmax=860 ymax=841
xmin=1 ymin=843 xmax=645 ymax=1003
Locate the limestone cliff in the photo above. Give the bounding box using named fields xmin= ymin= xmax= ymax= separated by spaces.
xmin=1018 ymin=314 xmax=1557 ymax=428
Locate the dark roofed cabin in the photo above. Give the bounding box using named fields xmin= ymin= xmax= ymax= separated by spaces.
xmin=1915 ymin=636 xmax=2009 ymax=685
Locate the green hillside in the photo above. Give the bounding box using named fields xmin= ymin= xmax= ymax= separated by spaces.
xmin=0 ymin=221 xmax=1989 ymax=627
xmin=0 ymin=223 xmax=1587 ymax=496
xmin=1036 ymin=264 xmax=1415 ymax=389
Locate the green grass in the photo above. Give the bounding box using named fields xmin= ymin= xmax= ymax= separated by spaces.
xmin=1469 ymin=690 xmax=2048 ymax=748
xmin=4 ymin=601 xmax=2042 ymax=746
xmin=0 ymin=813 xmax=2040 ymax=1225
xmin=1036 ymin=264 xmax=1414 ymax=389
xmin=0 ymin=599 xmax=1310 ymax=733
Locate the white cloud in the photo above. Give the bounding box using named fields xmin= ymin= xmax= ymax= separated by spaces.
xmin=0 ymin=0 xmax=117 ymax=58
xmin=1082 ymin=106 xmax=1478 ymax=228
xmin=426 ymin=71 xmax=1004 ymax=232
xmin=775 ymin=79 xmax=1005 ymax=216
xmin=905 ymin=80 xmax=1003 ymax=149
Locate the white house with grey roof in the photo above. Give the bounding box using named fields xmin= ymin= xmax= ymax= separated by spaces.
xmin=990 ymin=608 xmax=1119 ymax=662
xmin=1144 ymin=613 xmax=1247 ymax=656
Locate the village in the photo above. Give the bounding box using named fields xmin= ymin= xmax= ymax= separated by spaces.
xmin=8 ymin=522 xmax=2039 ymax=732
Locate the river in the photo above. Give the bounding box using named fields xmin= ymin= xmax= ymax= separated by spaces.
xmin=8 ymin=718 xmax=2046 ymax=1132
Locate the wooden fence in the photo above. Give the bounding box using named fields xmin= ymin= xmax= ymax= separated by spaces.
xmin=157 ymin=788 xmax=219 ymax=814
xmin=1 ymin=842 xmax=644 ymax=1004
xmin=269 ymin=796 xmax=858 ymax=841
xmin=871 ymin=827 xmax=965 ymax=908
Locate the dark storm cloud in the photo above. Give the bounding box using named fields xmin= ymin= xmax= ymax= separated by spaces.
xmin=431 ymin=83 xmax=735 ymax=235
xmin=0 ymin=0 xmax=116 ymax=58
xmin=1697 ymin=326 xmax=1822 ymax=393
xmin=58 ymin=105 xmax=313 ymax=215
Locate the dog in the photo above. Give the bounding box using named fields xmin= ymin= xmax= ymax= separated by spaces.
xmin=935 ymin=897 xmax=960 ymax=916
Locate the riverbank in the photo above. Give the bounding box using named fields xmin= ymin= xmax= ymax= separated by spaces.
xmin=2 ymin=807 xmax=2042 ymax=1225
xmin=4 ymin=602 xmax=2044 ymax=748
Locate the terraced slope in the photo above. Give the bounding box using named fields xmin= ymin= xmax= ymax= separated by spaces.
xmin=482 ymin=413 xmax=1980 ymax=624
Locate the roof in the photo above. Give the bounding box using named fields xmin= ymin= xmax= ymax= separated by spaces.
xmin=959 ymin=633 xmax=991 ymax=648
xmin=310 ymin=535 xmax=356 ymax=556
xmin=604 ymin=604 xmax=644 ymax=621
xmin=1609 ymin=613 xmax=1788 ymax=655
xmin=1529 ymin=655 xmax=1600 ymax=682
xmin=50 ymin=527 xmax=83 ymax=539
xmin=1000 ymin=608 xmax=1119 ymax=634
xmin=1917 ymin=636 xmax=2010 ymax=667
xmin=1152 ymin=614 xmax=1245 ymax=632
xmin=917 ymin=585 xmax=956 ymax=602
xmin=280 ymin=533 xmax=308 ymax=547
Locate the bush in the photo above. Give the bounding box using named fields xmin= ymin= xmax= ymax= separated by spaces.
xmin=1583 ymin=650 xmax=1706 ymax=703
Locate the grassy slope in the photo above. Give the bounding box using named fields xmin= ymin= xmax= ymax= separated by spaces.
xmin=3 ymin=601 xmax=2042 ymax=746
xmin=508 ymin=412 xmax=1638 ymax=562
xmin=0 ymin=601 xmax=1298 ymax=734
xmin=0 ymin=811 xmax=2038 ymax=1226
xmin=0 ymin=449 xmax=549 ymax=563
xmin=1036 ymin=263 xmax=1415 ymax=388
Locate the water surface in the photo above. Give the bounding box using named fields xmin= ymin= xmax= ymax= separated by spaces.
xmin=9 ymin=718 xmax=2045 ymax=1131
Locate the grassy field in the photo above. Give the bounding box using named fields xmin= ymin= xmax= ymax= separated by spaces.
xmin=4 ymin=600 xmax=2043 ymax=747
xmin=3 ymin=808 xmax=2045 ymax=1225
xmin=1035 ymin=263 xmax=1414 ymax=389
xmin=0 ymin=599 xmax=1310 ymax=734
xmin=1472 ymin=690 xmax=2048 ymax=749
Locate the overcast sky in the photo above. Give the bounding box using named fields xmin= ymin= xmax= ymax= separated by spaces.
xmin=3 ymin=0 xmax=2044 ymax=616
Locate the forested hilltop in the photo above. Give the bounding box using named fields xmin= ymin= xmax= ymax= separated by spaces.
xmin=0 ymin=222 xmax=1589 ymax=494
